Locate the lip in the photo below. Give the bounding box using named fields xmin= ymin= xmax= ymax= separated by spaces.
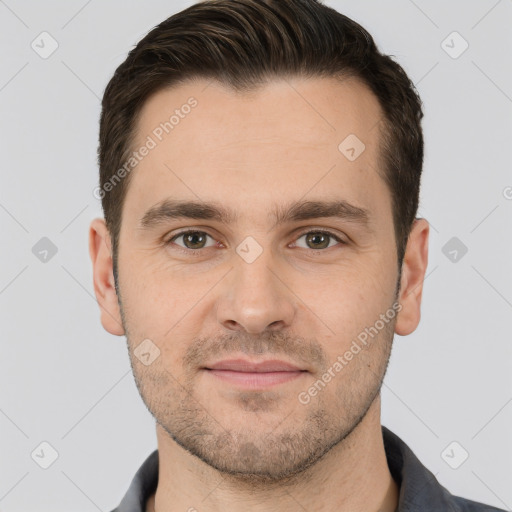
xmin=206 ymin=358 xmax=303 ymax=372
xmin=203 ymin=358 xmax=307 ymax=389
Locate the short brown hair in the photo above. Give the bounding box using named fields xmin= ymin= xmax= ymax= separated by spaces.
xmin=98 ymin=0 xmax=424 ymax=279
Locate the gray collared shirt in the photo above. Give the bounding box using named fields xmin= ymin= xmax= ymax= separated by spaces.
xmin=110 ymin=426 xmax=506 ymax=512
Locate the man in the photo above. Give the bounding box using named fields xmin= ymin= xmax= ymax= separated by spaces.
xmin=89 ymin=1 xmax=505 ymax=511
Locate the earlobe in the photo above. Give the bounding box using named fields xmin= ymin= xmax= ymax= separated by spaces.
xmin=394 ymin=218 xmax=429 ymax=336
xmin=88 ymin=218 xmax=125 ymax=336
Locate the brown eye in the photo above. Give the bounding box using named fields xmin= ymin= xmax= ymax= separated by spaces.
xmin=305 ymin=232 xmax=330 ymax=249
xmin=294 ymin=230 xmax=344 ymax=250
xmin=168 ymin=231 xmax=216 ymax=250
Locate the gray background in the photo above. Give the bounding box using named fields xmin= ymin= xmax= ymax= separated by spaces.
xmin=0 ymin=0 xmax=511 ymax=510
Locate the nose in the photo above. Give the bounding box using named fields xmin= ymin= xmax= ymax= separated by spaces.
xmin=216 ymin=246 xmax=296 ymax=334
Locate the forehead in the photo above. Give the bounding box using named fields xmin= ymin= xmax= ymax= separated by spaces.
xmin=124 ymin=76 xmax=388 ymax=224
xmin=134 ymin=75 xmax=382 ymax=154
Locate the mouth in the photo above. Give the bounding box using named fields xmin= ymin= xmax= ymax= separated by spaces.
xmin=202 ymin=358 xmax=308 ymax=389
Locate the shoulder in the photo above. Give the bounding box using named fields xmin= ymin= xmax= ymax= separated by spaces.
xmin=452 ymin=495 xmax=508 ymax=512
xmin=381 ymin=426 xmax=507 ymax=512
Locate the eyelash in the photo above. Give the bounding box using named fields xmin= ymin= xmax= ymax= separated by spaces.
xmin=165 ymin=229 xmax=346 ymax=255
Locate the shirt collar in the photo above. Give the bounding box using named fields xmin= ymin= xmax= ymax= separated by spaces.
xmin=381 ymin=425 xmax=458 ymax=511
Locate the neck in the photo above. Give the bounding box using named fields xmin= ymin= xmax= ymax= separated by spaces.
xmin=147 ymin=396 xmax=399 ymax=512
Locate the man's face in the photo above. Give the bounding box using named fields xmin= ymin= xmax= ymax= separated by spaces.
xmin=111 ymin=77 xmax=402 ymax=481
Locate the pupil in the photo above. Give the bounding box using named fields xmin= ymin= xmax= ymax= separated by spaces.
xmin=186 ymin=232 xmax=205 ymax=249
xmin=308 ymin=233 xmax=328 ymax=249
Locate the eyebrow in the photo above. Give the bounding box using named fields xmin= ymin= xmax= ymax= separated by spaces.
xmin=138 ymin=198 xmax=370 ymax=231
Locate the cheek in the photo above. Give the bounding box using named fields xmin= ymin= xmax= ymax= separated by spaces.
xmin=119 ymin=254 xmax=191 ymax=320
xmin=119 ymin=261 xmax=217 ymax=372
xmin=296 ymin=260 xmax=397 ymax=350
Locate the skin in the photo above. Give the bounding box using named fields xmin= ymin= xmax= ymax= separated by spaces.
xmin=89 ymin=76 xmax=429 ymax=512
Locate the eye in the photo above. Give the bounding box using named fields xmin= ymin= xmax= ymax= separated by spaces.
xmin=166 ymin=230 xmax=218 ymax=251
xmin=292 ymin=230 xmax=345 ymax=250
xmin=165 ymin=228 xmax=346 ymax=254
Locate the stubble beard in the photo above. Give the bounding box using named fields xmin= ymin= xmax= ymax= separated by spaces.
xmin=121 ymin=312 xmax=395 ymax=487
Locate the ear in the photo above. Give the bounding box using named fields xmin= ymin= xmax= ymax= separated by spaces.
xmin=395 ymin=218 xmax=429 ymax=336
xmin=88 ymin=218 xmax=125 ymax=336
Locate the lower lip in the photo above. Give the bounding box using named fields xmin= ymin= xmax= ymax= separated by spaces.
xmin=205 ymin=369 xmax=305 ymax=389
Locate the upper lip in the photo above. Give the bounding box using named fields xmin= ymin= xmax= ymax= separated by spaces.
xmin=205 ymin=358 xmax=305 ymax=372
